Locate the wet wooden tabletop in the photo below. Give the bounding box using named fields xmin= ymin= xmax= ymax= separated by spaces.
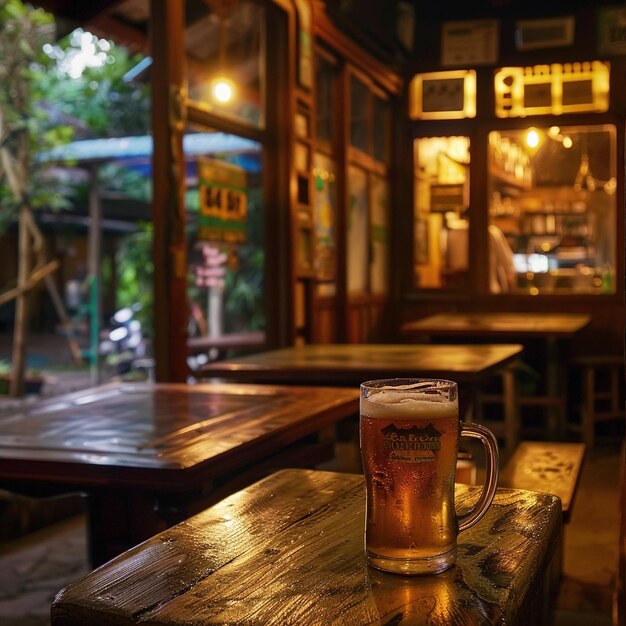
xmin=199 ymin=343 xmax=524 ymax=385
xmin=0 ymin=382 xmax=358 ymax=491
xmin=401 ymin=312 xmax=591 ymax=339
xmin=52 ymin=468 xmax=562 ymax=626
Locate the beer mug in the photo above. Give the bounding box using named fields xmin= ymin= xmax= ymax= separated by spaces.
xmin=360 ymin=378 xmax=499 ymax=575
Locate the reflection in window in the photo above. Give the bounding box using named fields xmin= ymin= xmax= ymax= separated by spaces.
xmin=373 ymin=96 xmax=390 ymax=163
xmin=347 ymin=165 xmax=369 ymax=293
xmin=316 ymin=56 xmax=335 ymax=144
xmin=350 ymin=77 xmax=369 ymax=153
xmin=488 ymin=125 xmax=616 ymax=294
xmin=313 ymin=152 xmax=337 ymax=296
xmin=413 ymin=137 xmax=470 ymax=289
xmin=370 ymin=175 xmax=389 ymax=295
xmin=186 ymin=2 xmax=265 ymax=128
xmin=184 ymin=129 xmax=264 ymax=338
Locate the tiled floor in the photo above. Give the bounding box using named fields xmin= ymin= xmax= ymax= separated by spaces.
xmin=0 ymin=442 xmax=621 ymax=626
xmin=0 ymin=514 xmax=88 ymax=626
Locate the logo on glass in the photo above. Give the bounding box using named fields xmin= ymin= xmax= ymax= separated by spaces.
xmin=381 ymin=422 xmax=442 ymax=463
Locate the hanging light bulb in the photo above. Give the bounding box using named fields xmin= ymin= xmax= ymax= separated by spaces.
xmin=209 ymin=10 xmax=235 ymax=106
xmin=211 ymin=77 xmax=235 ymax=103
xmin=526 ymin=128 xmax=540 ymax=148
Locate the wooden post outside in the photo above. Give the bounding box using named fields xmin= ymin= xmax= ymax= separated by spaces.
xmin=150 ymin=0 xmax=188 ymax=383
xmin=10 ymin=205 xmax=31 ymax=397
xmin=88 ymin=164 xmax=102 ymax=385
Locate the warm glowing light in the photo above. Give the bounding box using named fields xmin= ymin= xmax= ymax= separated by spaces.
xmin=211 ymin=78 xmax=234 ymax=104
xmin=495 ymin=61 xmax=610 ymax=117
xmin=562 ymin=136 xmax=573 ymax=148
xmin=526 ymin=129 xmax=540 ymax=148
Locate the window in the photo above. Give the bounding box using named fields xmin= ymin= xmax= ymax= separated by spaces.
xmin=413 ymin=136 xmax=470 ymax=289
xmin=185 ymin=128 xmax=264 ymax=337
xmin=488 ymin=124 xmax=616 ymax=294
xmin=186 ymin=1 xmax=265 ymax=128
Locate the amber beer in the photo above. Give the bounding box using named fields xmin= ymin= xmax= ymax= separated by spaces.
xmin=360 ymin=379 xmax=499 ymax=575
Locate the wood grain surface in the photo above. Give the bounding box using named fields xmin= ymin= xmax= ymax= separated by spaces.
xmin=52 ymin=468 xmax=562 ymax=626
xmin=0 ymin=382 xmax=358 ymax=491
xmin=500 ymin=441 xmax=585 ymax=521
xmin=199 ymin=343 xmax=524 ymax=385
xmin=401 ymin=312 xmax=591 ymax=339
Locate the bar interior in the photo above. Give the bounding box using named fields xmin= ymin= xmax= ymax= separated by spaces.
xmin=0 ymin=0 xmax=624 ymax=624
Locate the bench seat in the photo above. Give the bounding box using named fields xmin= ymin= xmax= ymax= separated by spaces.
xmin=499 ymin=441 xmax=585 ymax=523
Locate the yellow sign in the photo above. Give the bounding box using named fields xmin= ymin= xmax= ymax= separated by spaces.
xmin=197 ymin=159 xmax=248 ymax=243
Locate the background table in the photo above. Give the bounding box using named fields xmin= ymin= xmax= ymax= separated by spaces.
xmin=401 ymin=313 xmax=591 ymax=438
xmin=52 ymin=468 xmax=563 ymax=626
xmin=0 ymin=382 xmax=358 ymax=565
xmin=199 ymin=343 xmax=523 ymax=385
xmin=200 ymin=343 xmax=524 ymax=448
xmin=401 ymin=312 xmax=591 ymax=340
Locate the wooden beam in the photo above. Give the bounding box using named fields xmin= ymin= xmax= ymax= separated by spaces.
xmin=150 ymin=0 xmax=188 ymax=383
xmin=0 ymin=259 xmax=59 ymax=307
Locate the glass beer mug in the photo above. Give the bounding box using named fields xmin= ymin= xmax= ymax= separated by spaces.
xmin=360 ymin=378 xmax=499 ymax=575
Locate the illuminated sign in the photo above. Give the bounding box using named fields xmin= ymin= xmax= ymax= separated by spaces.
xmin=409 ymin=70 xmax=476 ymax=120
xmin=494 ymin=61 xmax=610 ymax=117
xmin=197 ymin=159 xmax=248 ymax=243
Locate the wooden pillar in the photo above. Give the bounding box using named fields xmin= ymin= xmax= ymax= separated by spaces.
xmin=10 ymin=205 xmax=30 ymax=397
xmin=150 ymin=0 xmax=188 ymax=382
xmin=88 ymin=165 xmax=102 ymax=385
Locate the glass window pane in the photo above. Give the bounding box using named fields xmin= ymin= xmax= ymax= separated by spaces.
xmin=313 ymin=152 xmax=337 ymax=296
xmin=315 ymin=57 xmax=334 ymax=144
xmin=185 ymin=129 xmax=264 ymax=337
xmin=370 ymin=175 xmax=389 ymax=294
xmin=373 ymin=96 xmax=390 ymax=163
xmin=488 ymin=125 xmax=616 ymax=294
xmin=413 ymin=137 xmax=470 ymax=289
xmin=350 ymin=76 xmax=369 ymax=152
xmin=186 ymin=1 xmax=265 ymax=128
xmin=347 ymin=165 xmax=369 ymax=293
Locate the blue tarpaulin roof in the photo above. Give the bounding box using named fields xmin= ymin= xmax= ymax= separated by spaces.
xmin=39 ymin=132 xmax=260 ymax=165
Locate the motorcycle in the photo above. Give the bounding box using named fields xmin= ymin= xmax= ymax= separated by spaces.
xmin=99 ymin=304 xmax=152 ymax=378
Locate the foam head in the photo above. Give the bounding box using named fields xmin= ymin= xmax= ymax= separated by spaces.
xmin=361 ymin=379 xmax=458 ymax=420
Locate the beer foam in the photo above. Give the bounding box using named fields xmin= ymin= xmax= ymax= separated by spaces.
xmin=361 ymin=389 xmax=457 ymax=420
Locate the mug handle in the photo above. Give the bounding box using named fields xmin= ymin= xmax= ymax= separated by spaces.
xmin=457 ymin=423 xmax=499 ymax=532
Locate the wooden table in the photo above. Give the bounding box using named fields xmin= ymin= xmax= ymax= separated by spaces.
xmin=0 ymin=382 xmax=358 ymax=566
xmin=187 ymin=330 xmax=265 ymax=355
xmin=52 ymin=468 xmax=563 ymax=626
xmin=401 ymin=313 xmax=591 ymax=438
xmin=200 ymin=343 xmax=524 ymax=448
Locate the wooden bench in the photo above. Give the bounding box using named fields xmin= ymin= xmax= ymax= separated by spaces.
xmin=499 ymin=441 xmax=586 ymax=523
xmin=500 ymin=441 xmax=585 ymax=595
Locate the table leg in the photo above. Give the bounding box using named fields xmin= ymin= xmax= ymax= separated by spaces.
xmin=502 ymin=366 xmax=520 ymax=450
xmin=86 ymin=491 xmax=168 ymax=567
xmin=545 ymin=337 xmax=565 ymax=439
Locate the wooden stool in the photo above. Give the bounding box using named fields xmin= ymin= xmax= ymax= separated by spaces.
xmin=572 ymin=355 xmax=624 ymax=449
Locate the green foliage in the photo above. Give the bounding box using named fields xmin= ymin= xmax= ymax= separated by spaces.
xmin=0 ymin=4 xmax=151 ymax=237
xmin=115 ymin=223 xmax=154 ymax=336
xmin=0 ymin=0 xmax=72 ymax=231
xmin=36 ymin=28 xmax=150 ymax=138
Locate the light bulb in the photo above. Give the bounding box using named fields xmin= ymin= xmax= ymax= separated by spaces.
xmin=211 ymin=79 xmax=234 ymax=104
xmin=526 ymin=129 xmax=539 ymax=149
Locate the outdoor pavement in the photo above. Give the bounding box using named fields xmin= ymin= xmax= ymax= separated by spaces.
xmin=0 ymin=332 xmax=114 ymax=415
